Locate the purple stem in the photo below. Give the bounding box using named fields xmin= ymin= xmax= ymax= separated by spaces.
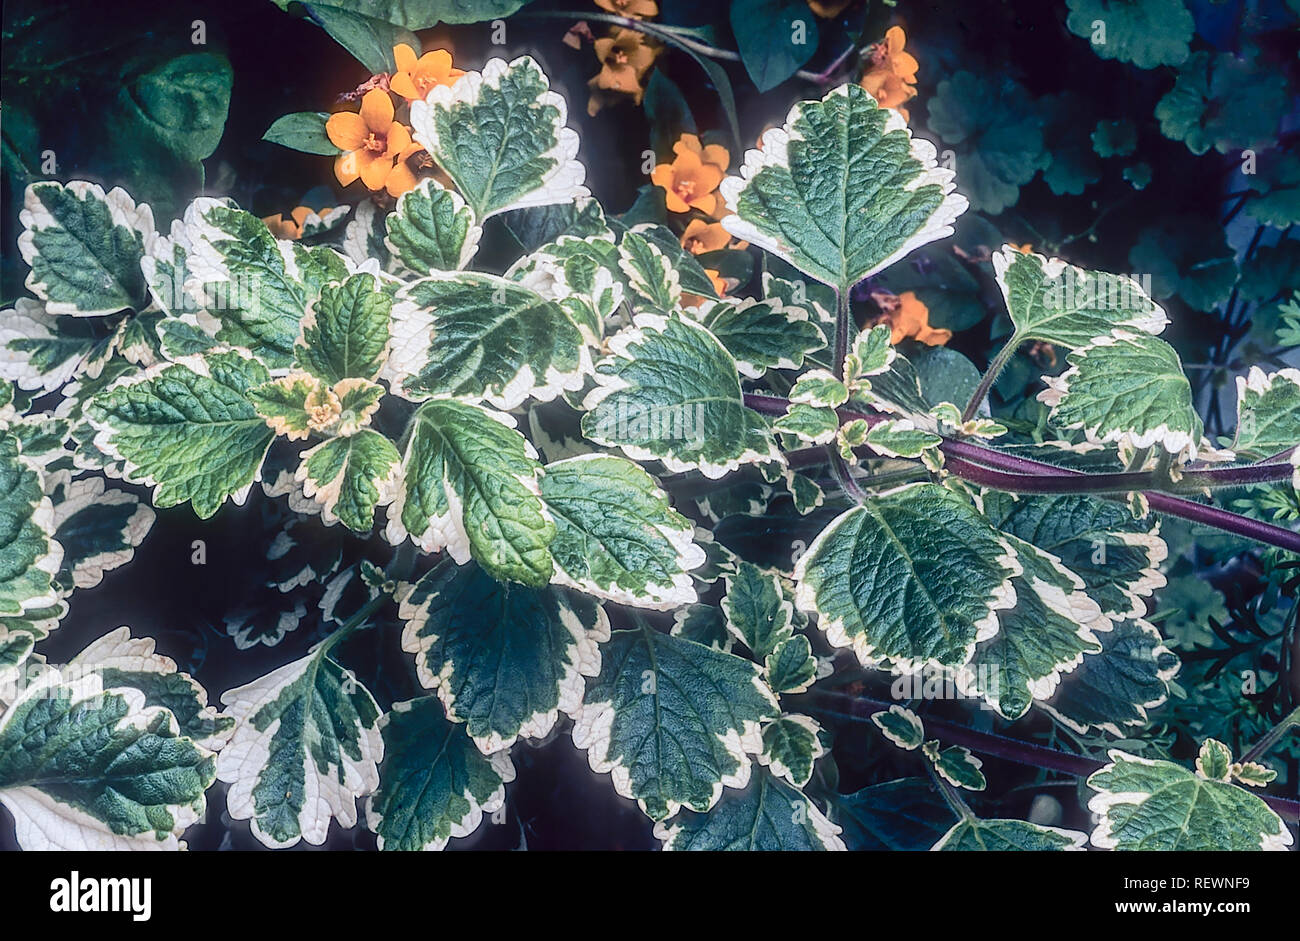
xmin=806 ymin=689 xmax=1300 ymax=824
xmin=742 ymin=393 xmax=1300 ymax=553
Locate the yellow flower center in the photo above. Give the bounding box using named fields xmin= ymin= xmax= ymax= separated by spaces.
xmin=675 ymin=179 xmax=696 ymax=200
xmin=363 ymin=132 xmax=386 ymax=153
xmin=683 ymin=237 xmax=702 ymax=254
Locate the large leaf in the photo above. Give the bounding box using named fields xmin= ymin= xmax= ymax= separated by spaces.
xmin=0 ymin=433 xmax=61 ymax=618
xmin=67 ymin=627 xmax=233 ymax=751
xmin=507 ymin=233 xmax=623 ymax=344
xmin=86 ymin=351 xmax=275 ymax=518
xmin=17 ymin=181 xmax=152 ymax=315
xmin=216 ymin=646 xmax=383 ymax=848
xmin=398 ymin=560 xmax=608 ymax=752
xmin=960 ymin=535 xmax=1112 ymax=720
xmin=1040 ymin=331 xmax=1202 ymax=458
xmin=829 ymin=778 xmax=956 ymax=850
xmin=572 ymin=626 xmax=779 ymax=820
xmin=0 ymin=669 xmax=215 ymax=850
xmin=0 ymin=298 xmax=121 ymax=394
xmin=722 ymin=561 xmax=794 ymax=660
xmin=794 ymin=484 xmax=1019 ymax=672
xmin=730 ymin=0 xmax=819 ymax=92
xmin=365 ymin=697 xmax=515 ymax=851
xmin=1087 ymin=749 xmax=1292 ymax=851
xmin=386 ymin=272 xmax=590 ymax=409
xmin=992 ymin=246 xmax=1168 ymax=349
xmin=50 ymin=477 xmax=154 ymax=591
xmin=539 ymin=454 xmax=703 ymax=609
xmin=933 ymin=817 xmax=1087 ymax=851
xmin=980 ymin=490 xmax=1167 ymax=620
xmin=1040 ymin=618 xmax=1179 ymax=736
xmin=581 ymin=313 xmax=780 ymax=478
xmin=1065 ymin=0 xmax=1192 ymax=69
xmin=282 ymin=0 xmax=535 ymax=27
xmin=409 ymin=56 xmax=587 ymax=221
xmin=384 ymin=399 xmax=554 ymax=586
xmin=654 ymin=767 xmax=843 ymax=850
xmin=720 ymin=84 xmax=967 ymax=292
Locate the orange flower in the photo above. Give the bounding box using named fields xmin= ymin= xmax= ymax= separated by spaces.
xmin=595 ymin=0 xmax=659 ymax=17
xmin=805 ymin=0 xmax=853 ymax=17
xmin=877 ymin=290 xmax=950 ymax=346
xmin=673 ymin=133 xmax=729 ymax=174
xmin=860 ymin=26 xmax=919 ymax=118
xmin=683 ymin=269 xmax=728 ymax=308
xmin=651 ymin=133 xmax=728 ymax=213
xmin=588 ymin=28 xmax=658 ymax=113
xmin=680 ymin=219 xmax=730 ymax=255
xmin=1010 ymin=242 xmax=1034 ymax=254
xmin=327 ymin=89 xmax=413 ymax=191
xmin=389 ymin=43 xmax=464 ymax=101
xmin=384 ymin=142 xmax=429 ymax=198
xmin=261 ymin=206 xmax=338 ymax=240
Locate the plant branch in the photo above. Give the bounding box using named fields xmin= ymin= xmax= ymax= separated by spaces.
xmin=961 ymin=336 xmax=1019 ymax=422
xmin=743 ymin=393 xmax=1300 ymax=552
xmin=1241 ymin=705 xmax=1300 ymax=764
xmin=803 ymin=689 xmax=1300 ymax=823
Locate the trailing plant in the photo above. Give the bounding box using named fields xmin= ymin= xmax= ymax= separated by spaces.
xmin=0 ymin=47 xmax=1297 ymax=852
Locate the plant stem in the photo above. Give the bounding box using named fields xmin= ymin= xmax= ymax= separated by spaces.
xmin=803 ymin=689 xmax=1300 ymax=823
xmin=743 ymin=394 xmax=1300 ymax=552
xmin=926 ymin=762 xmax=976 ymax=821
xmin=961 ymin=336 xmax=1019 ymax=422
xmin=833 ymin=287 xmax=852 ymax=381
xmin=1241 ymin=705 xmax=1300 ymax=764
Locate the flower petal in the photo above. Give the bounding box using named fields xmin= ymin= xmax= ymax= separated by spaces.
xmin=326 ymin=112 xmax=368 ymax=151
xmin=360 ymin=88 xmax=395 ymax=132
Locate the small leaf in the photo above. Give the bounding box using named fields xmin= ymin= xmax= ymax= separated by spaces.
xmin=871 ymin=705 xmax=925 ymax=750
xmin=296 ymin=429 xmax=401 ymax=532
xmin=697 ymin=296 xmax=827 ymax=379
xmin=297 ymin=272 xmax=393 ymax=383
xmin=722 ymin=561 xmax=794 ymax=660
xmin=385 ymin=179 xmax=482 ymax=275
xmin=934 ymin=817 xmax=1087 ymax=851
xmin=263 ymin=111 xmax=341 ymax=155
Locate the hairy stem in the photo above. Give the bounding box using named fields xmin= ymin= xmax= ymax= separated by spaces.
xmin=961 ymin=336 xmax=1019 ymax=422
xmin=1241 ymin=705 xmax=1300 ymax=764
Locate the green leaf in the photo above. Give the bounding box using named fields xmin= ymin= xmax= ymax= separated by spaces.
xmin=289 ymin=0 xmax=535 ymax=27
xmin=993 ymin=246 xmax=1168 ymax=350
xmin=1040 ymin=618 xmax=1180 ymax=736
xmin=1129 ymin=217 xmax=1237 ymax=312
xmin=1156 ymin=50 xmax=1289 ymax=155
xmin=0 ymin=629 xmax=35 ymax=689
xmin=0 ymin=298 xmax=122 ymax=394
xmin=116 ymin=52 xmax=232 ymax=164
xmin=67 ymin=627 xmax=233 ymax=751
xmin=301 ymin=2 xmax=419 ymax=72
xmin=617 ymin=230 xmax=683 ymax=315
xmin=924 ymin=741 xmax=986 ymax=791
xmin=385 ymin=399 xmax=554 ymax=586
xmin=0 ymin=668 xmax=215 ymax=850
xmin=297 ymin=429 xmax=401 ymax=532
xmin=539 ymin=454 xmax=703 ymax=609
xmin=385 ymin=179 xmax=482 ymax=275
xmin=409 ymin=56 xmax=587 ymax=221
xmin=216 ymin=646 xmax=382 ymax=848
xmin=794 ymin=484 xmax=1018 ymax=672
xmin=765 ymin=634 xmax=817 ymax=693
xmin=365 ymin=697 xmax=515 ymax=851
xmin=0 ymin=433 xmax=61 ymax=619
xmin=508 ymin=233 xmax=623 ymax=343
xmin=864 ymin=419 xmax=941 ymax=458
xmin=1233 ymin=367 xmax=1300 ymax=460
xmin=18 ymin=181 xmax=151 ymax=315
xmin=1039 ymin=331 xmax=1203 ymax=458
xmin=721 ymin=83 xmax=967 ymax=292
xmin=572 ymin=626 xmax=779 ymax=820
xmin=980 ymin=490 xmax=1167 ymax=620
xmin=50 ymin=477 xmax=154 ymax=591
xmin=926 ymin=72 xmax=1046 ymax=215
xmin=297 ymin=273 xmax=393 ymax=383
xmin=1091 ymin=119 xmax=1137 ymax=158
xmin=696 ymin=297 xmax=826 ymax=380
xmin=730 ymin=0 xmax=819 ymax=92
xmin=1087 ymin=749 xmax=1293 ymax=850
xmin=183 ymin=199 xmax=316 ymax=368
xmin=934 ymin=817 xmax=1087 ymax=851
xmin=501 ymin=197 xmax=608 ymax=253
xmin=758 ymin=714 xmax=824 ymax=787
xmin=961 ymin=535 xmax=1111 ymax=720
xmin=722 ymin=561 xmax=794 ymax=660
xmin=633 ymin=223 xmax=723 ymax=302
xmin=581 ymin=313 xmax=780 ymax=478
xmin=1195 ymin=738 xmax=1233 ymax=782
xmin=654 ymin=767 xmax=843 ymax=850
xmin=792 ymin=371 xmax=847 ymax=409
xmin=263 ymin=111 xmax=341 ymax=155
xmin=1065 ymin=0 xmax=1192 ymax=69
xmin=830 ymin=777 xmax=956 ymax=850
xmin=87 ymin=350 xmax=276 ymax=518
xmin=387 ymin=272 xmax=590 ymax=409
xmin=398 ymin=560 xmax=608 ymax=752
xmin=773 ymin=403 xmax=839 ymax=444
xmin=872 ymin=705 xmax=925 ymax=750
